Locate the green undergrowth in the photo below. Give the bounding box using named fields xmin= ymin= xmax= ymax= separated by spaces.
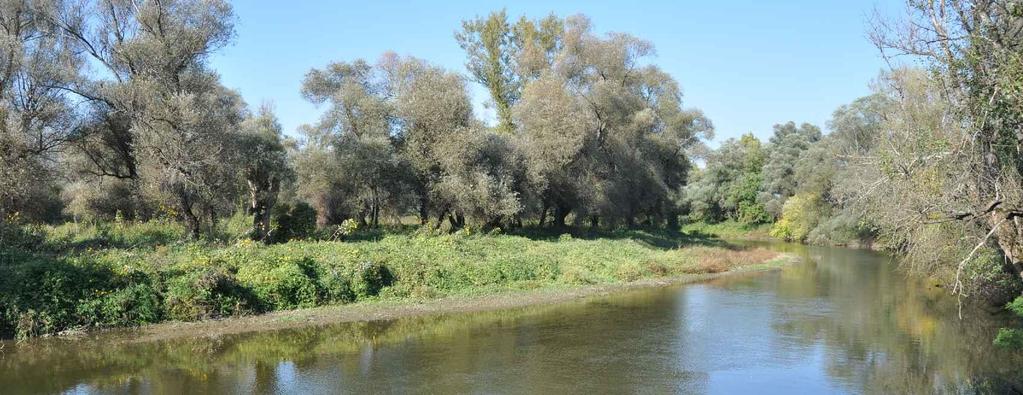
xmin=0 ymin=222 xmax=780 ymax=339
xmin=681 ymin=220 xmax=774 ymax=240
xmin=995 ymin=296 xmax=1023 ymax=349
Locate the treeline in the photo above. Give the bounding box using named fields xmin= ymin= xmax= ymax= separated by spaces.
xmin=0 ymin=3 xmax=710 ymax=240
xmin=683 ymin=0 xmax=1023 ymax=305
xmin=690 ymin=66 xmax=1023 ymax=304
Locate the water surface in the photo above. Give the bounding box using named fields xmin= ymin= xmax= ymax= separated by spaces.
xmin=3 ymin=244 xmax=1021 ymax=394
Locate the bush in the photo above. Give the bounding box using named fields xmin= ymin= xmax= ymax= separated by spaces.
xmin=165 ymin=266 xmax=256 ymax=320
xmin=995 ymin=297 xmax=1023 ymax=349
xmin=237 ymin=255 xmax=321 ymax=310
xmin=78 ymin=282 xmax=163 ymax=328
xmin=1 ymin=226 xmax=782 ymax=339
xmin=770 ymin=193 xmax=825 ymax=242
xmin=0 ymin=254 xmax=122 ymax=338
xmin=353 ymin=261 xmax=394 ymax=298
xmin=963 ymin=250 xmax=1023 ymax=306
xmin=995 ymin=328 xmax=1023 ymax=348
xmin=270 ymin=202 xmax=317 ymax=243
xmin=316 ymin=265 xmax=356 ymax=304
xmin=0 ymin=220 xmax=45 ymax=253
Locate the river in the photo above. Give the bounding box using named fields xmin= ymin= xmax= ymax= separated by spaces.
xmin=2 ymin=244 xmax=1021 ymax=394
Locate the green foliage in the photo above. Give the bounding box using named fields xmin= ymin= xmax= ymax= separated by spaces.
xmin=685 ymin=133 xmax=767 ymax=223
xmin=353 ymin=261 xmax=394 ymax=298
xmin=0 ymin=223 xmax=779 ymax=339
xmin=164 ymin=266 xmax=256 ymax=321
xmin=961 ymin=250 xmax=1023 ymax=306
xmin=237 ymin=255 xmax=321 ymax=310
xmin=994 ymin=328 xmax=1023 ymax=348
xmin=1007 ymin=297 xmax=1023 ymax=317
xmin=77 ymin=282 xmax=163 ymax=328
xmin=681 ymin=220 xmax=772 ymax=240
xmin=759 ymin=122 xmax=821 ymax=218
xmin=730 ymin=173 xmax=770 ymax=224
xmin=40 ymin=220 xmax=185 ymax=250
xmin=270 ymin=202 xmax=317 ymax=243
xmin=995 ymin=297 xmax=1023 ymax=349
xmin=770 ymin=193 xmax=826 ymax=242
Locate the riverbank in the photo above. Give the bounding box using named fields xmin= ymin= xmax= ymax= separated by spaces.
xmin=0 ymin=223 xmax=790 ymax=339
xmin=130 ymin=253 xmax=795 ymax=342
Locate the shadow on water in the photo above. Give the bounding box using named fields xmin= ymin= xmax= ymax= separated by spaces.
xmin=503 ymin=226 xmax=735 ymax=250
xmin=2 ymin=243 xmax=1022 ymax=394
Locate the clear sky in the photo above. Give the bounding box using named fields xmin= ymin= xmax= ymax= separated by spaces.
xmin=210 ymin=0 xmax=903 ymax=146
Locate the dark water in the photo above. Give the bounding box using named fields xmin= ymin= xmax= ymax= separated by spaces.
xmin=2 ymin=245 xmax=1022 ymax=394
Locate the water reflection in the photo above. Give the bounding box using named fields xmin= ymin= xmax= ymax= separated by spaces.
xmin=2 ymin=245 xmax=1021 ymax=394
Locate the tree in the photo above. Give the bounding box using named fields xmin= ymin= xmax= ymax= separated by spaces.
xmin=456 ymin=10 xmax=518 ymax=133
xmin=238 ymin=105 xmax=292 ymax=242
xmin=513 ymin=72 xmax=592 ymax=227
xmin=759 ymin=122 xmax=821 ymax=219
xmin=872 ymin=0 xmax=1023 ymax=295
xmin=520 ymin=15 xmax=711 ymax=227
xmin=383 ymin=54 xmax=479 ymax=226
xmin=685 ymin=133 xmax=765 ymax=223
xmin=0 ymin=0 xmax=83 ymax=222
xmin=49 ymin=0 xmax=241 ymax=238
xmin=300 ymin=58 xmax=402 ymax=227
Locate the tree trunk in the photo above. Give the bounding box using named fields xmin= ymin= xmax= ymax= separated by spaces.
xmin=553 ymin=205 xmax=569 ymax=228
xmin=179 ymin=195 xmax=200 ymax=240
xmin=248 ymin=177 xmax=278 ymax=243
xmin=667 ymin=209 xmax=680 ymax=230
xmin=590 ymin=215 xmax=599 ymax=229
xmin=418 ymin=189 xmax=430 ymax=225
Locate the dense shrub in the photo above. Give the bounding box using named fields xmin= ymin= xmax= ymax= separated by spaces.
xmin=77 ymin=282 xmax=163 ymax=328
xmin=995 ymin=297 xmax=1023 ymax=349
xmin=353 ymin=261 xmax=394 ymax=298
xmin=270 ymin=202 xmax=317 ymax=243
xmin=962 ymin=249 xmax=1023 ymax=306
xmin=770 ymin=193 xmax=825 ymax=242
xmin=0 ymin=255 xmax=122 ymax=338
xmin=164 ymin=266 xmax=256 ymax=321
xmin=237 ymin=255 xmax=321 ymax=310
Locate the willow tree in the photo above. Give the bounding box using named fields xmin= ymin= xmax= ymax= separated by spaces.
xmin=871 ymin=0 xmax=1023 ymax=296
xmin=533 ymin=15 xmax=712 ymax=227
xmin=456 ymin=11 xmax=565 ymax=134
xmin=238 ymin=106 xmax=292 ymax=242
xmin=300 ymin=59 xmax=401 ymax=227
xmin=48 ymin=0 xmax=241 ymax=238
xmin=383 ymin=54 xmax=518 ymax=228
xmin=0 ymin=0 xmax=82 ymax=222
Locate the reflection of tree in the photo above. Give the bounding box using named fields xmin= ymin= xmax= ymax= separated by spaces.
xmin=746 ymin=246 xmax=1023 ymax=393
xmin=0 ymin=287 xmax=706 ymax=393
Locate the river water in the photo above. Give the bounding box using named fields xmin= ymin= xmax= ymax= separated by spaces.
xmin=2 ymin=244 xmax=1022 ymax=394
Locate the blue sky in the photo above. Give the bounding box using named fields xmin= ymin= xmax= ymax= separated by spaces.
xmin=210 ymin=0 xmax=902 ymax=146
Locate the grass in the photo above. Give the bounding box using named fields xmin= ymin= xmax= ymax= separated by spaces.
xmin=0 ymin=220 xmax=782 ymax=339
